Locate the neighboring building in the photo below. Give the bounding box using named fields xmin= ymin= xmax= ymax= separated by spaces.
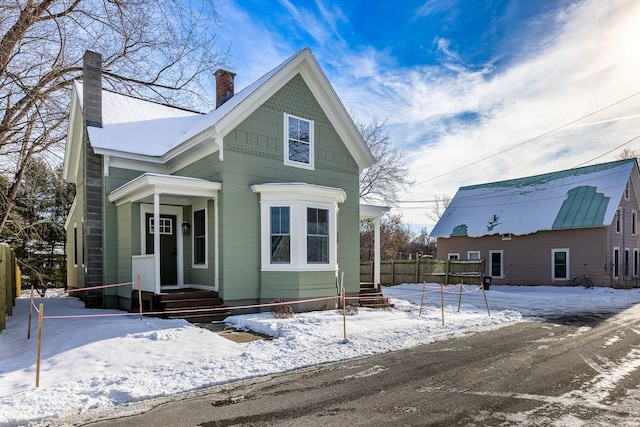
xmin=430 ymin=159 xmax=640 ymax=288
xmin=63 ymin=48 xmax=376 ymax=311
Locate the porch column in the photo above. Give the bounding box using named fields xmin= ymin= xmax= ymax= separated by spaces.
xmin=153 ymin=193 xmax=161 ymax=294
xmin=374 ymin=216 xmax=381 ymax=286
xmin=214 ymin=197 xmax=219 ymax=291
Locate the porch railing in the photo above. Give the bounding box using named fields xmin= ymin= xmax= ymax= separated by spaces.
xmin=132 ymin=254 xmax=156 ymax=294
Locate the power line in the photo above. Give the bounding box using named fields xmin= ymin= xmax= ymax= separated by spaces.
xmin=406 ymin=90 xmax=640 ymax=189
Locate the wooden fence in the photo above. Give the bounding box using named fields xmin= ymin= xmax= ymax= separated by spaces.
xmin=1 ymin=243 xmax=20 ymax=331
xmin=361 ymin=258 xmax=486 ymax=286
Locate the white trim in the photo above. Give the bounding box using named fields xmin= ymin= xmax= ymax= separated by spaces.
xmin=448 ymin=253 xmax=460 ymax=260
xmin=633 ymin=248 xmax=639 ymax=278
xmin=625 ymin=247 xmax=631 ymax=277
xmin=613 ymin=246 xmax=620 ymax=279
xmin=64 ymin=197 xmax=77 ymax=231
xmin=467 ymin=251 xmax=480 ymax=260
xmin=214 ymin=197 xmax=219 ymax=291
xmin=633 ymin=210 xmax=637 ymax=236
xmin=616 ymin=207 xmax=622 ymax=233
xmin=73 ymin=222 xmax=78 ymax=267
xmin=284 ymin=113 xmax=314 ymax=170
xmin=551 ymin=248 xmax=570 ymax=281
xmin=192 ymin=201 xmax=208 ymax=269
xmin=251 ymin=182 xmax=346 ymax=272
xmin=489 ymin=250 xmax=504 ymax=279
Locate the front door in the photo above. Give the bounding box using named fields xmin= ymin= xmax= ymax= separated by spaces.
xmin=145 ymin=213 xmax=178 ymax=287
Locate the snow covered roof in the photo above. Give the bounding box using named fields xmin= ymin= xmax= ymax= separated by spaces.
xmin=67 ymin=48 xmax=373 ymax=172
xmin=430 ymin=159 xmax=637 ymax=238
xmin=74 ymin=81 xmax=203 ymax=156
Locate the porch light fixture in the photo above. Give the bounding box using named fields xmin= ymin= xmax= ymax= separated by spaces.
xmin=182 ymin=221 xmax=190 ymax=235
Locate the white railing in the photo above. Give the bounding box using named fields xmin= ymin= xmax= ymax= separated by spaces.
xmin=132 ymin=255 xmax=157 ymax=294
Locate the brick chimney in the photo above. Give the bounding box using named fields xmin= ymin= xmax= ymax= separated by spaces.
xmin=214 ymin=69 xmax=236 ymax=108
xmin=82 ymin=50 xmax=102 ymax=128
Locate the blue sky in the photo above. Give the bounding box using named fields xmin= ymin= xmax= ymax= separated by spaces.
xmin=212 ymin=0 xmax=640 ymax=230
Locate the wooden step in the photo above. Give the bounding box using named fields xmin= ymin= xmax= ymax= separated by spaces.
xmin=162 ymin=297 xmax=224 ymax=309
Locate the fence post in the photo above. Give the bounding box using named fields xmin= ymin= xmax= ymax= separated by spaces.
xmin=415 ymin=256 xmax=420 ymax=283
xmin=390 ymin=260 xmax=395 ymax=286
xmin=36 ymin=303 xmax=44 ymax=387
xmin=445 ymin=259 xmax=451 ymax=286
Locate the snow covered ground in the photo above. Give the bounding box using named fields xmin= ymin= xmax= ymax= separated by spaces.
xmin=2 ymin=284 xmax=640 ymax=426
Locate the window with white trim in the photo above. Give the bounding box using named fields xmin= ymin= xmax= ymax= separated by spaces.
xmin=284 ymin=114 xmax=314 ymax=169
xmin=271 ymin=206 xmax=290 ymax=263
xmin=633 ymin=210 xmax=637 ymax=235
xmin=489 ymin=250 xmax=504 ymax=278
xmin=634 ymin=248 xmax=639 ymax=278
xmin=625 ymin=248 xmax=630 ymax=277
xmin=307 ymin=207 xmax=329 ymax=263
xmin=252 ymin=183 xmax=345 ymax=272
xmin=625 ymin=181 xmax=630 ymax=200
xmin=467 ymin=251 xmax=480 ymax=260
xmin=613 ymin=247 xmax=620 ymax=279
xmin=73 ymin=223 xmax=78 ymax=267
xmin=193 ymin=205 xmax=207 ymax=266
xmin=448 ymin=253 xmax=460 ymax=260
xmin=552 ymin=248 xmax=569 ymax=280
xmin=616 ymin=208 xmax=622 ymax=233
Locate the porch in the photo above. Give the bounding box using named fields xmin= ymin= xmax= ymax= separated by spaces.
xmin=130 ymin=287 xmax=228 ymax=323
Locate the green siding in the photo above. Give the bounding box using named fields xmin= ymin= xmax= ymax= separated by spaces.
xmin=218 ymin=74 xmax=361 ymax=301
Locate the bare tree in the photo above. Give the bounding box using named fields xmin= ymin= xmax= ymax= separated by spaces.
xmin=0 ymin=0 xmax=228 ymax=235
xmin=357 ymin=118 xmax=414 ymax=204
xmin=617 ymin=149 xmax=640 ymax=160
xmin=428 ymin=194 xmax=451 ymax=222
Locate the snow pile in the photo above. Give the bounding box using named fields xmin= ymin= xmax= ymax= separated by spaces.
xmin=1 ymin=284 xmax=639 ymax=426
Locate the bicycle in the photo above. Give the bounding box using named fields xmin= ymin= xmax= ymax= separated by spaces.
xmin=567 ymin=274 xmax=594 ymax=288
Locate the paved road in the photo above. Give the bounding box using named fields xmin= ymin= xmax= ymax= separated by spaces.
xmin=80 ymin=305 xmax=640 ymax=426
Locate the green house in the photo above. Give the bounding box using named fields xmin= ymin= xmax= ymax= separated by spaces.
xmin=63 ymin=49 xmax=376 ymax=314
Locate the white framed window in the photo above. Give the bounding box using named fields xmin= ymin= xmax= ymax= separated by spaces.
xmin=307 ymin=207 xmax=329 ymax=263
xmin=551 ymin=248 xmax=569 ymax=281
xmin=625 ymin=181 xmax=630 ymax=200
xmin=625 ymin=248 xmax=630 ymax=277
xmin=284 ymin=113 xmax=314 ymax=170
xmin=270 ymin=206 xmax=291 ymax=264
xmin=73 ymin=223 xmax=78 ymax=267
xmin=616 ymin=208 xmax=622 ymax=233
xmin=613 ymin=247 xmax=620 ymax=279
xmin=252 ymin=183 xmax=346 ymax=272
xmin=489 ymin=250 xmax=504 ymax=278
xmin=634 ymin=248 xmax=639 ymax=278
xmin=192 ymin=202 xmax=207 ymax=268
xmin=467 ymin=251 xmax=481 ymax=260
xmin=501 ymin=233 xmax=512 ymax=240
xmin=448 ymin=253 xmax=460 ymax=260
xmin=633 ymin=210 xmax=637 ymax=236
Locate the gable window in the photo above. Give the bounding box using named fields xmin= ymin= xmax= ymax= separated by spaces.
xmin=252 ymin=183 xmax=345 ymax=272
xmin=193 ymin=205 xmax=207 ymax=266
xmin=633 ymin=211 xmax=637 ymax=235
xmin=489 ymin=250 xmax=504 ymax=278
xmin=284 ymin=114 xmax=314 ymax=169
xmin=552 ymin=249 xmax=569 ymax=281
xmin=467 ymin=251 xmax=480 ymax=260
xmin=616 ymin=208 xmax=622 ymax=233
xmin=271 ymin=207 xmax=290 ymax=263
xmin=625 ymin=181 xmax=630 ymax=200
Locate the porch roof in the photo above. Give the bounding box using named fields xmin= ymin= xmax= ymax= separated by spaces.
xmin=360 ymin=204 xmax=391 ymax=219
xmin=108 ymin=173 xmax=221 ymax=206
